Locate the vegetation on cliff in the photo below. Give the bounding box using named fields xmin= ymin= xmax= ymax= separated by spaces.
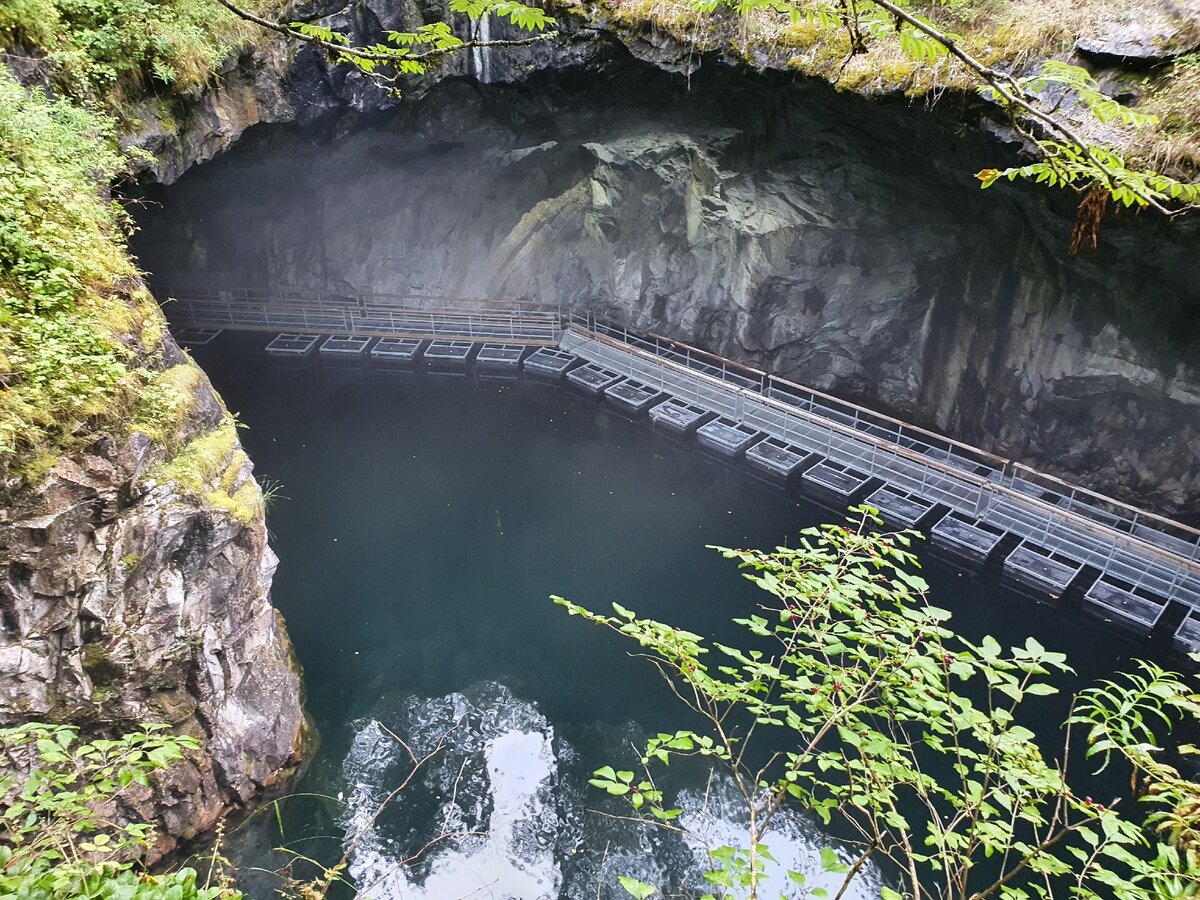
xmin=0 ymin=723 xmax=240 ymax=899
xmin=0 ymin=0 xmax=247 ymax=107
xmin=0 ymin=0 xmax=266 ymax=504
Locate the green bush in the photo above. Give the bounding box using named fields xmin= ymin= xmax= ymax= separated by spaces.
xmin=0 ymin=723 xmax=242 ymax=900
xmin=0 ymin=70 xmax=141 ymax=471
xmin=0 ymin=0 xmax=246 ymax=104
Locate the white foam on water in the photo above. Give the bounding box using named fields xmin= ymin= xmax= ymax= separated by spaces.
xmin=339 ymin=684 xmax=562 ymax=899
xmin=335 ymin=683 xmax=890 ymax=899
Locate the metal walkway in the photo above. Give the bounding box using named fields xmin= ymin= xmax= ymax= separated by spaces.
xmin=559 ymin=321 xmax=1200 ymax=611
xmin=159 ymin=287 xmax=1200 ymax=633
xmin=164 ymin=287 xmax=561 ymax=345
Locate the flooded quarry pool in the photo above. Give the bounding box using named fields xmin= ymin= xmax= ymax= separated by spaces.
xmin=124 ymin=51 xmax=1200 ymax=899
xmin=185 ymin=334 xmax=1146 ymax=899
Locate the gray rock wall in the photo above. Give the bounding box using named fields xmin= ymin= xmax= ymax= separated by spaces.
xmin=0 ymin=328 xmax=305 ymax=860
xmin=133 ymin=56 xmax=1200 ymax=522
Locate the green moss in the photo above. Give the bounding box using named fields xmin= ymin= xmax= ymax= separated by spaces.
xmin=81 ymin=642 xmax=123 ymax=688
xmin=155 ymin=420 xmax=263 ymax=524
xmin=0 ymin=73 xmax=135 ymax=473
xmin=131 ymin=363 xmax=202 ymax=445
xmin=119 ymin=552 xmax=141 ymax=568
xmin=80 ymin=644 xmax=108 ymax=671
xmin=90 ymin=686 xmax=119 ymax=703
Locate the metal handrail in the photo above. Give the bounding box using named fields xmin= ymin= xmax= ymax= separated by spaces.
xmin=161 ymin=285 xmax=562 ymax=316
xmin=158 ymin=287 xmax=1200 ymax=556
xmin=568 ymin=313 xmax=1200 ymax=549
xmin=564 ymin=325 xmax=1200 ymax=604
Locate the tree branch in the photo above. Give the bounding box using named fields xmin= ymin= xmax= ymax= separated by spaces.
xmin=215 ymin=0 xmax=560 ymax=67
xmin=860 ymin=0 xmax=1184 ymax=215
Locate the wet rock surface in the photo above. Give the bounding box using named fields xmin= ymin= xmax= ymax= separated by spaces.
xmin=0 ymin=329 xmax=305 ymax=859
xmin=134 ymin=54 xmax=1200 ymax=523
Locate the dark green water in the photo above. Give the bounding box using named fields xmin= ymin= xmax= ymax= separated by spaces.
xmin=189 ymin=334 xmax=1143 ymax=900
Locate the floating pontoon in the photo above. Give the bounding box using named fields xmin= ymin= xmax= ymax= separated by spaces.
xmin=370 ymin=337 xmax=425 ymax=366
xmin=1003 ymin=539 xmax=1083 ymax=596
xmin=1083 ymin=576 xmax=1168 ymax=634
xmin=522 ymin=347 xmax=581 ymax=380
xmin=648 ymin=398 xmax=712 ymax=436
xmin=604 ymin=380 xmax=661 ymax=417
xmin=423 ymin=340 xmax=477 ymax=370
xmin=930 ymin=511 xmax=1007 ymax=568
xmin=696 ymin=418 xmax=763 ymax=459
xmin=265 ymin=333 xmax=320 ymax=357
xmin=745 ymin=437 xmax=818 ymax=484
xmin=566 ymin=363 xmax=623 ymax=397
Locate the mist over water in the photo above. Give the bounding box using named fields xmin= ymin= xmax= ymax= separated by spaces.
xmin=189 ymin=335 xmax=1143 ymax=899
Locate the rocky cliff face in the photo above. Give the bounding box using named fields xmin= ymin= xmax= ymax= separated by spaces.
xmin=0 ymin=323 xmax=305 ymax=859
xmin=132 ymin=46 xmax=1200 ymax=523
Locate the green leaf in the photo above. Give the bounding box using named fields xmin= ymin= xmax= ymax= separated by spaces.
xmin=820 ymin=847 xmax=849 ymax=874
xmin=618 ymin=876 xmax=657 ymax=898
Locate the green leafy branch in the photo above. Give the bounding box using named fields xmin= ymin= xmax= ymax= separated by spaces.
xmin=0 ymin=722 xmax=240 ymax=899
xmin=555 ymin=507 xmax=1200 ymax=900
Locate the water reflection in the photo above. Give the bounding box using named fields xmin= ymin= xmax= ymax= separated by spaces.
xmin=337 ymin=682 xmax=883 ymax=899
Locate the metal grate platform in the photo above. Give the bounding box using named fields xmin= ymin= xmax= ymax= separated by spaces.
xmin=319 ymin=334 xmax=372 ymax=358
xmin=371 ymin=337 xmax=424 ymax=365
xmin=1003 ymin=540 xmax=1082 ymax=596
xmin=567 ymin=363 xmax=623 ymax=397
xmin=696 ymin=417 xmax=763 ymax=459
xmin=174 ymin=326 xmax=223 ymax=346
xmin=265 ymin=333 xmax=320 ymax=357
xmin=1176 ymin=612 xmax=1200 ymax=655
xmin=475 ymin=343 xmax=527 ymax=373
xmin=523 ymin=347 xmax=580 ymax=380
xmin=745 ymin=437 xmax=817 ymax=483
xmin=931 ymin=512 xmax=1007 ymax=568
xmin=803 ymin=461 xmax=874 ymax=506
xmin=605 ymin=380 xmax=662 ymax=417
xmin=866 ymin=485 xmax=939 ymax=530
xmin=1084 ymin=576 xmax=1168 ymax=634
xmin=424 ymin=340 xmax=477 ymax=369
xmin=648 ymin=398 xmax=712 ymax=436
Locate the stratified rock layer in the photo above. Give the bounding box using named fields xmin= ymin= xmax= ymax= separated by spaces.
xmin=0 ymin=327 xmax=304 ymax=859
